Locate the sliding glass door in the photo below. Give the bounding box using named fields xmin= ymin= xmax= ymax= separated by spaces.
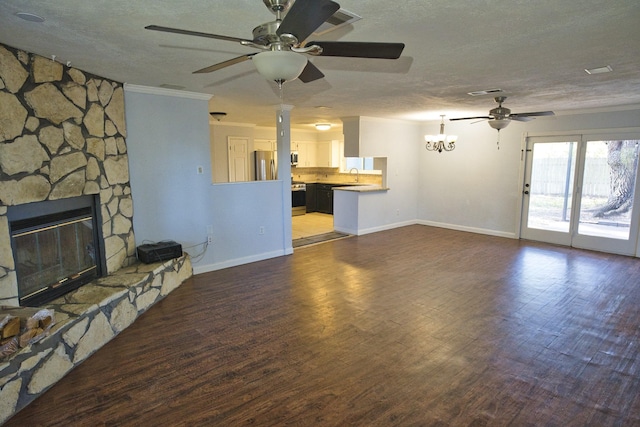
xmin=521 ymin=132 xmax=640 ymax=255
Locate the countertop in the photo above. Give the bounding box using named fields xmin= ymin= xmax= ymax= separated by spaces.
xmin=333 ymin=185 xmax=389 ymax=192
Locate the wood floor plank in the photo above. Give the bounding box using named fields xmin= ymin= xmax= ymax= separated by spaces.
xmin=5 ymin=225 xmax=640 ymax=426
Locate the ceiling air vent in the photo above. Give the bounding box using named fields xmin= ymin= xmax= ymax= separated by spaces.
xmin=312 ymin=8 xmax=362 ymax=36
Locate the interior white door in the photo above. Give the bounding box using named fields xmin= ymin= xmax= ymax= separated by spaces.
xmin=521 ymin=132 xmax=640 ymax=255
xmin=227 ymin=137 xmax=248 ymax=182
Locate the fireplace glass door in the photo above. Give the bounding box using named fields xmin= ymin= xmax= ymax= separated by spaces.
xmin=13 ymin=212 xmax=98 ymax=301
xmin=8 ymin=195 xmax=104 ymax=306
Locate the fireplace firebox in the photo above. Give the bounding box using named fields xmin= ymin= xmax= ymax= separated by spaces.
xmin=7 ymin=195 xmax=106 ymax=306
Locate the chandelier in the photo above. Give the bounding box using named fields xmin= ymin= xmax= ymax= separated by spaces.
xmin=425 ymin=115 xmax=458 ymax=153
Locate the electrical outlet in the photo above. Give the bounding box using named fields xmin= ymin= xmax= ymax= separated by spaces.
xmin=207 ymin=235 xmax=213 ymax=244
xmin=259 ymin=226 xmax=265 ymax=235
xmin=396 ymin=209 xmax=400 ymax=216
xmin=197 ymin=165 xmax=204 ymax=174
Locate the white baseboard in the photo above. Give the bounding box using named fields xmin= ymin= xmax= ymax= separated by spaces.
xmin=192 ymin=249 xmax=288 ymax=275
xmin=416 ymin=220 xmax=517 ymax=239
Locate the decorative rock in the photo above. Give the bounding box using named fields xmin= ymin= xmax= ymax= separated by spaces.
xmin=86 ymin=157 xmax=101 ymax=181
xmin=73 ymin=311 xmax=114 ymax=364
xmin=112 ymin=214 xmax=132 ymax=235
xmin=86 ymin=79 xmax=99 ymax=102
xmin=0 ymin=45 xmax=28 ymax=93
xmin=83 ymin=103 xmax=104 ymax=137
xmin=0 ymin=92 xmax=28 ymax=141
xmin=39 ymin=125 xmax=65 ymax=155
xmin=107 ymin=197 xmax=119 ymax=218
xmin=49 ymin=170 xmax=86 ymax=199
xmin=25 ymin=116 xmax=40 ymax=132
xmin=116 ymin=137 xmax=127 ymax=154
xmin=0 ymin=134 xmax=49 ymax=175
xmin=49 ymin=151 xmax=87 ymax=183
xmin=119 ymin=196 xmax=134 ymax=218
xmin=86 ymin=138 xmax=105 ymax=161
xmin=105 ymin=137 xmax=118 ymax=156
xmin=105 ymin=87 xmax=126 ymax=137
xmin=62 ymin=318 xmax=89 ymax=347
xmin=161 ymin=270 xmax=182 ymax=296
xmin=0 ymin=272 xmax=18 ymax=299
xmin=0 ymin=216 xmax=14 ymax=269
xmin=110 ymin=298 xmax=138 ymax=333
xmin=28 ymin=345 xmax=73 ymax=395
xmin=105 ymin=236 xmax=127 ymax=274
xmin=104 ymin=120 xmax=118 ymax=137
xmin=67 ymin=68 xmax=86 ymax=85
xmin=32 ymin=56 xmax=63 ymax=83
xmin=104 ymin=155 xmax=130 ymax=185
xmin=135 ymin=288 xmax=161 ymax=312
xmin=98 ymin=81 xmax=114 ymax=107
xmin=24 ymin=83 xmax=83 ymax=125
xmin=0 ymin=378 xmax=21 ymax=425
xmin=83 ymin=181 xmax=101 ymax=195
xmin=62 ymin=121 xmax=85 ymax=150
xmin=0 ymin=175 xmax=51 ymax=205
xmin=61 ymin=82 xmax=87 ymax=110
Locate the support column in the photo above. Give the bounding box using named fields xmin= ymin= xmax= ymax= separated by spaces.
xmin=276 ymin=104 xmax=294 ymax=253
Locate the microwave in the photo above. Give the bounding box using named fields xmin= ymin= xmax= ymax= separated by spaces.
xmin=290 ymin=151 xmax=298 ymax=166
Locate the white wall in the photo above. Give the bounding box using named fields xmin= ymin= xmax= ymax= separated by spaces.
xmin=417 ymin=106 xmax=640 ymax=237
xmin=125 ymin=86 xmax=291 ymax=275
xmin=342 ymin=117 xmax=422 ymax=230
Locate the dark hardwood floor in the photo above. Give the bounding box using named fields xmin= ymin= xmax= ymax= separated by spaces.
xmin=6 ymin=225 xmax=640 ymax=426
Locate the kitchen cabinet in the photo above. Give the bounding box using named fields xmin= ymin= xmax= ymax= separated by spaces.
xmin=316 ymin=140 xmax=340 ymax=167
xmin=306 ymin=183 xmax=317 ymax=213
xmin=254 ymin=139 xmax=276 ymax=151
xmin=292 ymin=141 xmax=317 ymax=167
xmin=316 ymin=184 xmax=334 ymax=214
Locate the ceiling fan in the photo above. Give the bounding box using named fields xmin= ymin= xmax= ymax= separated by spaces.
xmin=145 ymin=0 xmax=405 ymax=85
xmin=450 ymin=96 xmax=555 ymax=131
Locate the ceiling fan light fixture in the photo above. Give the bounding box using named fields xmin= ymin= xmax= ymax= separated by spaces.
xmin=315 ymin=123 xmax=332 ymax=131
xmin=252 ymin=50 xmax=307 ymax=83
xmin=488 ymin=118 xmax=510 ymax=130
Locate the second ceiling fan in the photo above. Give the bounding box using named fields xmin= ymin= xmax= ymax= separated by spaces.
xmin=450 ymin=96 xmax=555 ymax=131
xmin=146 ymin=0 xmax=405 ymax=85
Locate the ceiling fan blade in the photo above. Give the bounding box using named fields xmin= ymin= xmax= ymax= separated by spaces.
xmin=145 ymin=25 xmax=254 ymax=44
xmin=308 ymin=41 xmax=405 ymax=59
xmin=277 ymin=0 xmax=340 ymax=43
xmin=510 ymin=116 xmax=535 ymax=122
xmin=510 ymin=111 xmax=555 ymax=118
xmin=298 ymin=61 xmax=324 ymax=83
xmin=193 ymin=54 xmax=255 ymax=74
xmin=449 ymin=116 xmax=492 ymax=121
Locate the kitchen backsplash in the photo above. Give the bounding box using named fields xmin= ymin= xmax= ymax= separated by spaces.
xmin=291 ymin=167 xmax=382 ymax=185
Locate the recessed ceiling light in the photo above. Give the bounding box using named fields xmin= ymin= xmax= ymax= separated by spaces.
xmin=15 ymin=12 xmax=45 ymax=23
xmin=585 ymin=65 xmax=613 ymax=75
xmin=467 ymin=89 xmax=503 ymax=96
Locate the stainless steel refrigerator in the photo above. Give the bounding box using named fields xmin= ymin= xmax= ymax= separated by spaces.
xmin=254 ymin=150 xmax=277 ymax=180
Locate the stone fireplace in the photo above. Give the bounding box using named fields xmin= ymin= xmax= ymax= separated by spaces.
xmin=0 ymin=42 xmax=136 ymax=306
xmin=0 ymin=42 xmax=193 ymax=423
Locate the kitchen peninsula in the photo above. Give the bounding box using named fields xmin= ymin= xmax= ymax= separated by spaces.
xmin=333 ymin=184 xmax=390 ymax=236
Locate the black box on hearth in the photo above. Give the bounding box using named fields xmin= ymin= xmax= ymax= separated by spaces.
xmin=137 ymin=241 xmax=182 ymax=264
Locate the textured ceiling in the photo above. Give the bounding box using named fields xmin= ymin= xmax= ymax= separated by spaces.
xmin=1 ymin=0 xmax=639 ymax=129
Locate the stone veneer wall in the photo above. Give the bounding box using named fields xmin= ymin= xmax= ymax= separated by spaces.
xmin=0 ymin=42 xmax=136 ymax=306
